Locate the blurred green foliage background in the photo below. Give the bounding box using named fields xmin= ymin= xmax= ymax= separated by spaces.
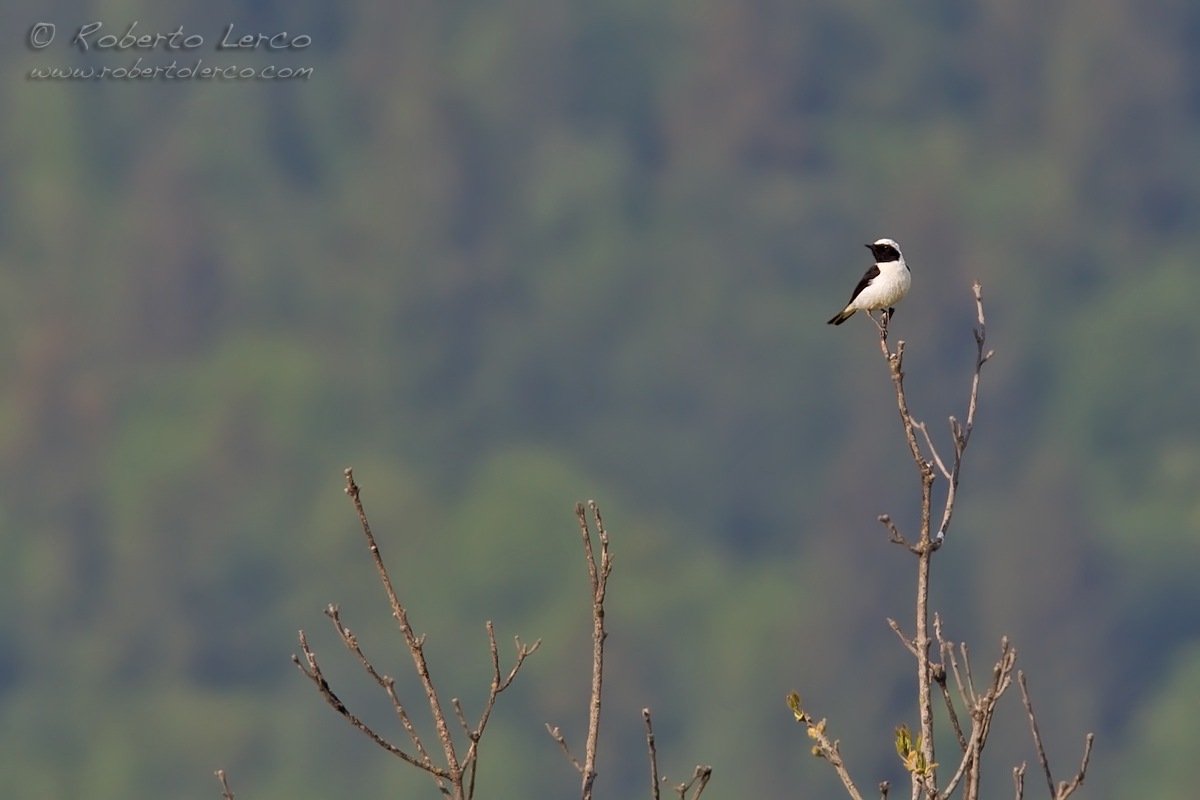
xmin=2 ymin=0 xmax=1199 ymax=797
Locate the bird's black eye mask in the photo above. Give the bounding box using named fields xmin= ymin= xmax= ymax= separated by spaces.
xmin=867 ymin=243 xmax=901 ymax=262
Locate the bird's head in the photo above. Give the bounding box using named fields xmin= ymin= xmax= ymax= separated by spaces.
xmin=866 ymin=238 xmax=903 ymax=263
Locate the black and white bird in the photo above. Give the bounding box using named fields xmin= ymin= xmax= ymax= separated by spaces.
xmin=827 ymin=238 xmax=911 ymax=327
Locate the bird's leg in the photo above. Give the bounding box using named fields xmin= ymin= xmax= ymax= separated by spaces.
xmin=877 ymin=308 xmax=896 ymax=340
xmin=868 ymin=310 xmax=888 ymax=340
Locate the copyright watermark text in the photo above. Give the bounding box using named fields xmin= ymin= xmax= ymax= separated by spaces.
xmin=26 ymin=21 xmax=314 ymax=81
xmin=30 ymin=59 xmax=312 ymax=81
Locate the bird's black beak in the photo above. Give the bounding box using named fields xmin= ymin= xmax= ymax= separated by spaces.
xmin=865 ymin=243 xmax=875 ymax=253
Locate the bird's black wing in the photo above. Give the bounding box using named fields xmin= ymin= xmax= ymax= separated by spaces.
xmin=845 ymin=264 xmax=880 ymax=304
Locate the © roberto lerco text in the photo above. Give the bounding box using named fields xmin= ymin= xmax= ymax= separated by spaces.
xmin=69 ymin=22 xmax=310 ymax=51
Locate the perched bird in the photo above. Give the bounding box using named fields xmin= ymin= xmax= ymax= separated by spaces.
xmin=827 ymin=238 xmax=911 ymax=327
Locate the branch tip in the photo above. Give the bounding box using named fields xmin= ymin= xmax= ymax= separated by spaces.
xmin=215 ymin=768 xmax=235 ymax=800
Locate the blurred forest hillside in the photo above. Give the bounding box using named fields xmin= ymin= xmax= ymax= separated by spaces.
xmin=2 ymin=0 xmax=1200 ymax=798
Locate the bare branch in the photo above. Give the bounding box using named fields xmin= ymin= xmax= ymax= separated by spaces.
xmin=579 ymin=501 xmax=612 ymax=800
xmin=933 ymin=282 xmax=992 ymax=543
xmin=876 ymin=337 xmax=937 ymax=500
xmin=888 ymin=618 xmax=920 ymax=658
xmin=689 ymin=766 xmax=713 ymax=800
xmin=801 ymin=287 xmax=1094 ymax=800
xmin=453 ymin=698 xmax=471 ymax=738
xmin=459 ymin=623 xmax=542 ymax=798
xmin=215 ymin=769 xmax=234 ymax=800
xmin=323 ymin=604 xmax=444 ymax=784
xmin=917 ymin=552 xmax=937 ymax=791
xmin=645 ymin=708 xmax=712 ymax=800
xmin=933 ymin=615 xmax=967 ymax=753
xmin=944 ymin=638 xmax=972 ymax=714
xmin=295 ymin=471 xmax=541 ymax=800
xmin=912 ymin=419 xmax=952 ymax=480
xmin=1055 ymin=734 xmax=1094 ymax=800
xmin=876 ymin=331 xmax=941 ymax=791
xmin=292 ymin=630 xmax=451 ymax=779
xmin=961 ymin=644 xmax=978 ymax=705
xmin=545 ymin=724 xmax=583 ymax=775
xmin=879 ymin=781 xmax=889 ymax=800
xmin=1018 ymin=671 xmax=1054 ymax=798
xmin=788 ymin=693 xmax=865 ymax=800
xmin=934 ymin=663 xmax=967 ymax=754
xmin=954 ymin=639 xmax=1018 ymax=800
xmin=643 ymin=709 xmax=662 ymax=800
xmin=1022 ymin=672 xmax=1093 ymax=800
xmin=663 ymin=765 xmax=713 ymax=800
xmin=1014 ymin=762 xmax=1026 ymax=800
xmin=343 ymin=469 xmax=462 ymax=787
xmin=466 ymin=754 xmax=478 ymax=800
xmin=938 ymin=724 xmax=982 ymax=799
xmin=879 ymin=514 xmax=919 ymax=554
xmin=500 ymin=634 xmax=542 ymax=692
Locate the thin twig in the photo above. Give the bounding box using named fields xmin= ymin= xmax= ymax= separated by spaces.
xmin=938 ymin=725 xmax=982 ymax=799
xmin=546 ymin=501 xmax=615 ymax=799
xmin=647 ymin=708 xmax=712 ymax=800
xmin=961 ymin=640 xmax=1017 ymax=800
xmin=788 ymin=694 xmax=865 ymax=800
xmin=453 ymin=698 xmax=471 ymax=738
xmin=1021 ymin=672 xmax=1093 ymax=800
xmin=292 ymin=630 xmax=451 ymax=779
xmin=945 ymin=638 xmax=971 ymax=713
xmin=465 ymin=737 xmax=478 ymax=800
xmin=888 ymin=618 xmax=920 ymax=658
xmin=325 ymin=607 xmax=431 ymax=752
xmin=344 ymin=469 xmax=463 ymax=790
xmin=324 ymin=604 xmax=445 ymax=788
xmin=978 ymin=639 xmax=1016 ymax=750
xmin=644 ymin=709 xmax=661 ymax=800
xmin=912 ymin=420 xmax=952 ymax=480
xmin=215 ymin=769 xmax=234 ymax=800
xmin=296 ymin=471 xmax=538 ymax=800
xmin=581 ymin=501 xmax=612 ymax=800
xmin=933 ymin=615 xmax=967 ymax=753
xmin=459 ymin=624 xmax=541 ymax=798
xmin=879 ymin=781 xmax=889 ymax=800
xmin=1018 ymin=671 xmax=1054 ymax=798
xmin=879 ymin=514 xmax=919 ymax=554
xmin=934 ymin=664 xmax=967 ymax=754
xmin=1055 ymin=734 xmax=1094 ymax=800
xmin=934 ymin=283 xmax=993 ymax=542
xmin=961 ymin=644 xmax=977 ymax=705
xmin=877 ymin=339 xmax=937 ymax=502
xmin=664 ymin=765 xmax=713 ymax=800
xmin=1013 ymin=762 xmax=1026 ymax=800
xmin=545 ymin=725 xmax=583 ymax=774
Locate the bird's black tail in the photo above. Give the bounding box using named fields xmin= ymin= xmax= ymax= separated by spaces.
xmin=828 ymin=308 xmax=854 ymax=325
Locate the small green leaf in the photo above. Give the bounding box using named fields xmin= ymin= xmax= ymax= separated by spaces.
xmin=894 ymin=724 xmax=913 ymax=757
xmin=787 ymin=691 xmax=806 ymax=722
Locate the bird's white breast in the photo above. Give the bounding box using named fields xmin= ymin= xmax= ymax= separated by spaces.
xmin=856 ymin=260 xmax=911 ymax=310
